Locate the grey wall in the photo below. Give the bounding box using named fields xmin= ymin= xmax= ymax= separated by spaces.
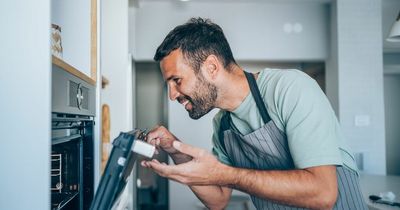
xmin=382 ymin=0 xmax=400 ymax=52
xmin=132 ymin=1 xmax=329 ymax=61
xmin=0 ymin=0 xmax=51 ymax=209
xmin=384 ymin=75 xmax=400 ymax=175
xmin=135 ymin=62 xmax=166 ymax=129
xmin=135 ymin=62 xmax=169 ymax=209
xmin=383 ymin=52 xmax=400 ymax=175
xmin=326 ymin=0 xmax=386 ymax=174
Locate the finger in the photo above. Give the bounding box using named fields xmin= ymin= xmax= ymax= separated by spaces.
xmin=146 ymin=126 xmax=164 ymax=142
xmin=147 ymin=160 xmax=180 ymax=175
xmin=153 ymin=159 xmax=168 ymax=166
xmin=141 ymin=160 xmax=151 ymax=168
xmin=148 ymin=137 xmax=158 ymax=146
xmin=172 ymin=141 xmax=203 ymax=157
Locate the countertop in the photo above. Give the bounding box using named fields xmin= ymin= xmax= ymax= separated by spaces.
xmin=359 ymin=173 xmax=400 ymax=210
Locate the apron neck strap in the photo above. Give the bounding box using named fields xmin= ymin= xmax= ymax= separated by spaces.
xmin=244 ymin=71 xmax=271 ymax=124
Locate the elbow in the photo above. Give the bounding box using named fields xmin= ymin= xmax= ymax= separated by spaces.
xmin=314 ymin=188 xmax=338 ymax=210
xmin=207 ymin=204 xmax=227 ymax=210
xmin=206 ymin=197 xmax=230 ymax=210
xmin=206 ymin=203 xmax=228 ymax=210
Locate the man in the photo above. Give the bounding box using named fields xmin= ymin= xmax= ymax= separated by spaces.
xmin=141 ymin=17 xmax=367 ymax=210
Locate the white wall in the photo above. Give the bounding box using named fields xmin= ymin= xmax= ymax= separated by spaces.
xmin=0 ymin=0 xmax=51 ymax=209
xmin=168 ymin=102 xmax=220 ymax=210
xmin=101 ymin=0 xmax=134 ymax=209
xmin=326 ymin=0 xmax=386 ymax=175
xmin=52 ymin=0 xmax=91 ymax=76
xmin=101 ymin=0 xmax=131 ymax=139
xmin=132 ymin=1 xmax=329 ymax=61
xmin=238 ymin=61 xmax=303 ymax=73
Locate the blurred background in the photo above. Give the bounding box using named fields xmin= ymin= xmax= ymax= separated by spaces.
xmin=1 ymin=0 xmax=400 ymax=209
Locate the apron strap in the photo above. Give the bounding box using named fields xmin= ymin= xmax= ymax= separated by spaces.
xmin=244 ymin=71 xmax=271 ymax=124
xmin=218 ymin=71 xmax=271 ymax=154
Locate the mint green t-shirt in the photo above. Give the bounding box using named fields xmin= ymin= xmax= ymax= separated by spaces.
xmin=212 ymin=69 xmax=357 ymax=172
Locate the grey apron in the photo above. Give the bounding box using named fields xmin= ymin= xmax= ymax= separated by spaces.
xmin=219 ymin=71 xmax=367 ymax=210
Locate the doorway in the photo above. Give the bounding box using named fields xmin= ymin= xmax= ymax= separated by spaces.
xmin=384 ymin=74 xmax=400 ymax=175
xmin=134 ymin=61 xmax=169 ymax=210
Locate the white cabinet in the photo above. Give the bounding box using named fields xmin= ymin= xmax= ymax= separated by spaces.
xmin=0 ymin=0 xmax=51 ymax=210
xmin=51 ymin=0 xmax=98 ymax=85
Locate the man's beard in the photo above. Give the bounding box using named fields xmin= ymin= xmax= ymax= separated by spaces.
xmin=179 ymin=74 xmax=218 ymax=119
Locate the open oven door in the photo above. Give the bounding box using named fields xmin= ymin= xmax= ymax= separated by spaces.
xmin=90 ymin=129 xmax=148 ymax=210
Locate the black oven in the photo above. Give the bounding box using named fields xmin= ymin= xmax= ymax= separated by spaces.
xmin=52 ymin=65 xmax=96 ymax=210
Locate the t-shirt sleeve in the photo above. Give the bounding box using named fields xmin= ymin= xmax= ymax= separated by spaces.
xmin=211 ymin=111 xmax=232 ymax=166
xmin=276 ymin=71 xmax=342 ymax=169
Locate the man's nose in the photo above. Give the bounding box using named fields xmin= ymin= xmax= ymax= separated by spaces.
xmin=168 ymin=84 xmax=180 ymax=101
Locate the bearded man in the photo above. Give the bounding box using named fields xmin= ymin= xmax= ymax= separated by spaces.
xmin=142 ymin=17 xmax=367 ymax=210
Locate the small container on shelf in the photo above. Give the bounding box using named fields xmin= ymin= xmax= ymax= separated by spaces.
xmin=51 ymin=24 xmax=63 ymax=59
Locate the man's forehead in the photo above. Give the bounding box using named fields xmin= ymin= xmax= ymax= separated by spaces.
xmin=160 ymin=49 xmax=192 ymax=80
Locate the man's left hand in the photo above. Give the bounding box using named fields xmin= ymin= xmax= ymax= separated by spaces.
xmin=141 ymin=141 xmax=225 ymax=186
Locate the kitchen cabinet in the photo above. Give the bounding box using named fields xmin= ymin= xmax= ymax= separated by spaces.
xmin=1 ymin=1 xmax=51 ymax=210
xmin=50 ymin=0 xmax=101 ymax=209
xmin=51 ymin=0 xmax=97 ymax=85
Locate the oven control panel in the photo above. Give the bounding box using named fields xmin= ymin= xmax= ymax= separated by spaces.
xmin=52 ymin=64 xmax=95 ymax=116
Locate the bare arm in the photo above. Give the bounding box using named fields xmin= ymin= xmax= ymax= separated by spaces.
xmin=145 ymin=141 xmax=338 ymax=210
xmin=142 ymin=158 xmax=232 ymax=209
xmin=221 ymin=165 xmax=338 ymax=210
xmin=169 ymin=153 xmax=233 ymax=209
xmin=190 ymin=186 xmax=232 ymax=210
xmin=144 ymin=126 xmax=232 ymax=209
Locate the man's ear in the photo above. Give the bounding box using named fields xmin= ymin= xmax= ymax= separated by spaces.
xmin=202 ymin=54 xmax=221 ymax=80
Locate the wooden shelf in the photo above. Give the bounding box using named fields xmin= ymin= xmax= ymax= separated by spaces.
xmin=52 ymin=56 xmax=96 ymax=86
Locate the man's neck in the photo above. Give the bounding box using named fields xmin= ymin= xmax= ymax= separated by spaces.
xmin=216 ymin=66 xmax=251 ymax=112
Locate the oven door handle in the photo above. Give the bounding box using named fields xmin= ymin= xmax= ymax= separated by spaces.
xmin=52 ymin=134 xmax=82 ymax=145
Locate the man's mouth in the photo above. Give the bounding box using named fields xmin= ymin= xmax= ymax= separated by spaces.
xmin=181 ymin=100 xmax=191 ymax=110
xmin=178 ymin=97 xmax=192 ymax=110
xmin=181 ymin=100 xmax=189 ymax=106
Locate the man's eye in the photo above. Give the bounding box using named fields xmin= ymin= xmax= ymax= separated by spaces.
xmin=174 ymin=78 xmax=181 ymax=85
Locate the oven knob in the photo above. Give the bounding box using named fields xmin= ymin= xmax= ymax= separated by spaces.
xmin=76 ymin=84 xmax=84 ymax=109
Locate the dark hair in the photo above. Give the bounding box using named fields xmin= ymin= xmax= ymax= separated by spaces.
xmin=154 ymin=17 xmax=237 ymax=73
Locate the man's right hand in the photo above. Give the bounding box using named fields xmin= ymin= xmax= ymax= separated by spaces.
xmin=146 ymin=125 xmax=180 ymax=154
xmin=145 ymin=125 xmax=192 ymax=164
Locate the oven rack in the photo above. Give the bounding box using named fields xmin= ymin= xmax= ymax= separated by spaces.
xmin=51 ymin=154 xmax=63 ymax=193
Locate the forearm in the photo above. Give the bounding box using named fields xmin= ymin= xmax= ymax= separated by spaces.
xmin=221 ymin=165 xmax=337 ymax=210
xmin=170 ymin=153 xmax=231 ymax=209
xmin=189 ymin=185 xmax=232 ymax=210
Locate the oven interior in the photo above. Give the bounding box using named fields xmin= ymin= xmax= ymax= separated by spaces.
xmin=51 ymin=115 xmax=94 ymax=210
